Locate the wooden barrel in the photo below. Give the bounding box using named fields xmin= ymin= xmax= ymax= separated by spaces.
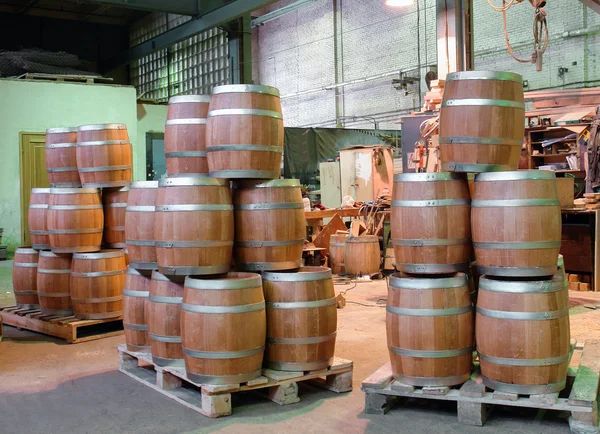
xmin=124 ymin=267 xmax=151 ymax=352
xmin=76 ymin=123 xmax=132 ymax=188
xmin=37 ymin=250 xmax=73 ymax=315
xmin=148 ymin=271 xmax=184 ymax=367
xmin=476 ymin=274 xmax=570 ymax=393
xmin=233 ymin=179 xmax=304 ymax=271
xmin=262 ymin=267 xmax=336 ymax=371
xmin=103 ymin=186 xmax=129 ymax=248
xmin=439 ymin=71 xmax=524 ymax=172
xmin=472 ymin=170 xmax=561 ymax=277
xmin=391 ymin=172 xmax=472 ymax=274
xmin=125 ymin=181 xmax=159 ymax=270
xmin=182 ymin=272 xmax=266 ymax=383
xmin=165 ymin=95 xmax=211 ymax=177
xmin=387 ymin=272 xmax=473 ymax=386
xmin=206 ymin=85 xmax=283 ymax=179
xmin=12 ymin=247 xmax=40 ymax=308
xmin=70 ymin=250 xmax=126 ymax=319
xmin=344 ymin=235 xmax=380 ymax=276
xmin=155 ymin=177 xmax=233 ymax=275
xmin=329 ymin=234 xmax=347 ymax=275
xmin=28 ymin=188 xmax=51 ymax=250
xmin=45 ymin=127 xmax=81 ymax=187
xmin=47 ymin=188 xmax=103 ymax=253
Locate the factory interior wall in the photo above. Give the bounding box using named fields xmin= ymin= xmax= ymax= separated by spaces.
xmin=136 ymin=103 xmax=168 ymax=180
xmin=0 ymin=79 xmax=138 ymax=252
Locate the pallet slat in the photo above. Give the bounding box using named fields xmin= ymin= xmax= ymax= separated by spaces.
xmin=569 ymin=339 xmax=600 ymax=406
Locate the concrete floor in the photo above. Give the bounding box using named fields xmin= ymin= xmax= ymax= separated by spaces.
xmin=1 ymin=268 xmax=600 ymax=434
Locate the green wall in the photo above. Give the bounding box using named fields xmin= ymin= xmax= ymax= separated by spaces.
xmin=0 ymin=79 xmax=139 ymax=251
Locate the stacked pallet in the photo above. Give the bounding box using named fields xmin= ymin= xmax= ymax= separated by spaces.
xmin=583 ymin=193 xmax=600 ymax=210
xmin=422 ymin=79 xmax=444 ymax=112
xmin=566 ymin=273 xmax=592 ymax=291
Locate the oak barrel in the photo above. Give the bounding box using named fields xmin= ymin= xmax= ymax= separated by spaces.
xmin=391 ymin=172 xmax=472 ymax=274
xmin=28 ymin=188 xmax=51 ymax=250
xmin=12 ymin=247 xmax=40 ymax=308
xmin=148 ymin=271 xmax=184 ymax=367
xmin=439 ymin=71 xmax=525 ymax=172
xmin=476 ymin=275 xmax=570 ymax=393
xmin=37 ymin=250 xmax=73 ymax=315
xmin=103 ymin=186 xmax=129 ymax=248
xmin=262 ymin=267 xmax=337 ymax=371
xmin=182 ymin=272 xmax=266 ymax=383
xmin=344 ymin=235 xmax=380 ymax=276
xmin=125 ymin=181 xmax=159 ymax=270
xmin=47 ymin=188 xmax=103 ymax=253
xmin=472 ymin=170 xmax=561 ymax=277
xmin=233 ymin=179 xmax=304 ymax=271
xmin=165 ymin=95 xmax=211 ymax=177
xmin=206 ymin=84 xmax=283 ymax=179
xmin=155 ymin=177 xmax=233 ymax=275
xmin=329 ymin=234 xmax=347 ymax=275
xmin=45 ymin=127 xmax=81 ymax=187
xmin=124 ymin=267 xmax=151 ymax=352
xmin=76 ymin=123 xmax=132 ymax=188
xmin=70 ymin=250 xmax=126 ymax=319
xmin=387 ymin=272 xmax=473 ymax=386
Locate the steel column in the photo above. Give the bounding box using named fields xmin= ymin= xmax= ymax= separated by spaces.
xmin=436 ymin=0 xmax=474 ymax=79
xmin=226 ymin=15 xmax=253 ymax=84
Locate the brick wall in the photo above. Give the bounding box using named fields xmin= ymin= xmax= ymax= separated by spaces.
xmin=253 ymin=0 xmax=600 ymax=129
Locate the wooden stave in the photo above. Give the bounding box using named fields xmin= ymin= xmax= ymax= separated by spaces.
xmin=344 ymin=235 xmax=381 ymax=276
xmin=181 ymin=272 xmax=266 ymax=384
xmin=103 ymin=186 xmax=129 ymax=248
xmin=28 ymin=188 xmax=51 ymax=250
xmin=125 ymin=181 xmax=159 ymax=270
xmin=329 ymin=234 xmax=347 ymax=275
xmin=37 ymin=250 xmax=73 ymax=315
xmin=123 ymin=267 xmax=152 ymax=352
xmin=45 ymin=127 xmax=81 ymax=187
xmin=386 ymin=272 xmax=473 ymax=386
xmin=12 ymin=247 xmax=40 ymax=308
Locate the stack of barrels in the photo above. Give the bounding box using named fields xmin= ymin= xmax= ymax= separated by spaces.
xmin=123 ymin=84 xmax=338 ymax=384
xmin=388 ymin=70 xmax=569 ymax=394
xmin=15 ymin=124 xmax=132 ymax=321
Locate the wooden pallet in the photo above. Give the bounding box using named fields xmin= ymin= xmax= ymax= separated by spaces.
xmin=118 ymin=344 xmax=353 ymax=417
xmin=362 ymin=340 xmax=600 ymax=434
xmin=18 ymin=73 xmax=113 ymax=84
xmin=0 ymin=305 xmax=124 ymax=343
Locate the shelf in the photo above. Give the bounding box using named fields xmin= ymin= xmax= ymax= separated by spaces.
xmin=531 ymin=153 xmax=574 ymax=158
xmin=531 ymin=140 xmax=576 ymax=145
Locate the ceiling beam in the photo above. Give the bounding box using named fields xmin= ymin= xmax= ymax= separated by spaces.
xmin=128 ymin=0 xmax=280 ymax=61
xmin=251 ymin=0 xmax=316 ymax=28
xmin=79 ymin=0 xmax=199 ymax=15
xmin=579 ymin=0 xmax=600 ymax=14
xmin=0 ymin=4 xmax=129 ymax=25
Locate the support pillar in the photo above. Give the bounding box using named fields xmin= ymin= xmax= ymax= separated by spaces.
xmin=227 ymin=14 xmax=253 ymax=84
xmin=436 ymin=0 xmax=474 ymax=79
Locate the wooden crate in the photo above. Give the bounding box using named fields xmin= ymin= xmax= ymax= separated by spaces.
xmin=118 ymin=344 xmax=353 ymax=417
xmin=0 ymin=305 xmax=124 ymax=343
xmin=361 ymin=340 xmax=600 ymax=433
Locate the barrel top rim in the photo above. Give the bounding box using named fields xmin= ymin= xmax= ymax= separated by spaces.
xmin=212 ymin=84 xmax=280 ymax=97
xmin=151 ymin=270 xmax=185 ymax=282
xmin=39 ymin=250 xmax=68 ymax=258
xmin=168 ymin=95 xmax=211 ymax=104
xmin=15 ymin=247 xmax=39 ymax=255
xmin=347 ymin=235 xmax=379 ymax=242
xmin=185 ymin=272 xmax=262 ymax=289
xmin=73 ymin=250 xmax=124 ymax=260
xmin=31 ymin=188 xmax=51 ymax=193
xmin=446 ymin=71 xmax=523 ymax=83
xmin=46 ymin=127 xmax=77 ymax=134
xmin=159 ymin=177 xmax=228 ymax=187
xmin=262 ymin=266 xmax=332 ymax=282
xmin=394 ymin=172 xmax=466 ymax=182
xmin=77 ymin=123 xmax=127 ymax=132
xmin=236 ymin=179 xmax=301 ymax=188
xmin=480 ymin=274 xmax=564 ymax=291
xmin=130 ymin=180 xmax=159 ymax=189
xmin=475 ymin=170 xmax=556 ymax=182
xmin=126 ymin=267 xmax=151 ymax=276
xmin=104 ymin=185 xmax=130 ymax=193
xmin=49 ymin=187 xmax=99 ymax=194
xmin=389 ymin=272 xmax=467 ymax=289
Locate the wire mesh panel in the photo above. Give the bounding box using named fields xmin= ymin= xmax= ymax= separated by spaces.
xmin=130 ymin=13 xmax=229 ymax=101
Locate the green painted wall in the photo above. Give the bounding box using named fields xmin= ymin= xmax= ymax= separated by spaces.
xmin=0 ymin=79 xmax=140 ymax=251
xmin=136 ymin=103 xmax=168 ymax=179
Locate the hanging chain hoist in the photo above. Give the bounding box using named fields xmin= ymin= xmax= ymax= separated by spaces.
xmin=488 ymin=0 xmax=549 ymax=72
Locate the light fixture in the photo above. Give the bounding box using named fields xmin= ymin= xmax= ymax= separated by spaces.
xmin=385 ymin=0 xmax=415 ymax=6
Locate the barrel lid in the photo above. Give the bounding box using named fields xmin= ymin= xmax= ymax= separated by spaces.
xmin=40 ymin=250 xmax=69 ymax=258
xmin=151 ymin=270 xmax=185 ymax=283
xmin=185 ymin=272 xmax=261 ymax=290
xmin=446 ymin=71 xmax=523 ymax=83
xmin=475 ymin=170 xmax=556 ymax=182
xmin=347 ymin=235 xmax=379 ymax=242
xmin=104 ymin=185 xmax=130 ymax=193
xmin=394 ymin=172 xmax=466 ymax=183
xmin=126 ymin=267 xmax=152 ymax=277
xmin=50 ymin=188 xmax=100 ymax=194
xmin=159 ymin=177 xmax=228 ymax=187
xmin=15 ymin=247 xmax=39 ymax=255
xmin=263 ymin=267 xmax=331 ymax=282
xmin=212 ymin=84 xmax=280 ymax=97
xmin=46 ymin=127 xmax=77 ymax=134
xmin=31 ymin=188 xmax=51 ymax=194
xmin=130 ymin=181 xmax=159 ymax=189
xmin=73 ymin=250 xmax=124 ymax=260
xmin=479 ymin=274 xmax=564 ymax=293
xmin=389 ymin=272 xmax=467 ymax=289
xmin=236 ymin=179 xmax=300 ymax=189
xmin=168 ymin=95 xmax=211 ymax=104
xmin=77 ymin=123 xmax=127 ymax=132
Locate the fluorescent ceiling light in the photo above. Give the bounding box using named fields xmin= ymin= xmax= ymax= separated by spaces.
xmin=385 ymin=0 xmax=415 ymax=6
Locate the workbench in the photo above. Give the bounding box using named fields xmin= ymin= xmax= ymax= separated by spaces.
xmin=305 ymin=208 xmax=360 ymax=238
xmin=561 ymin=208 xmax=600 ymax=291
